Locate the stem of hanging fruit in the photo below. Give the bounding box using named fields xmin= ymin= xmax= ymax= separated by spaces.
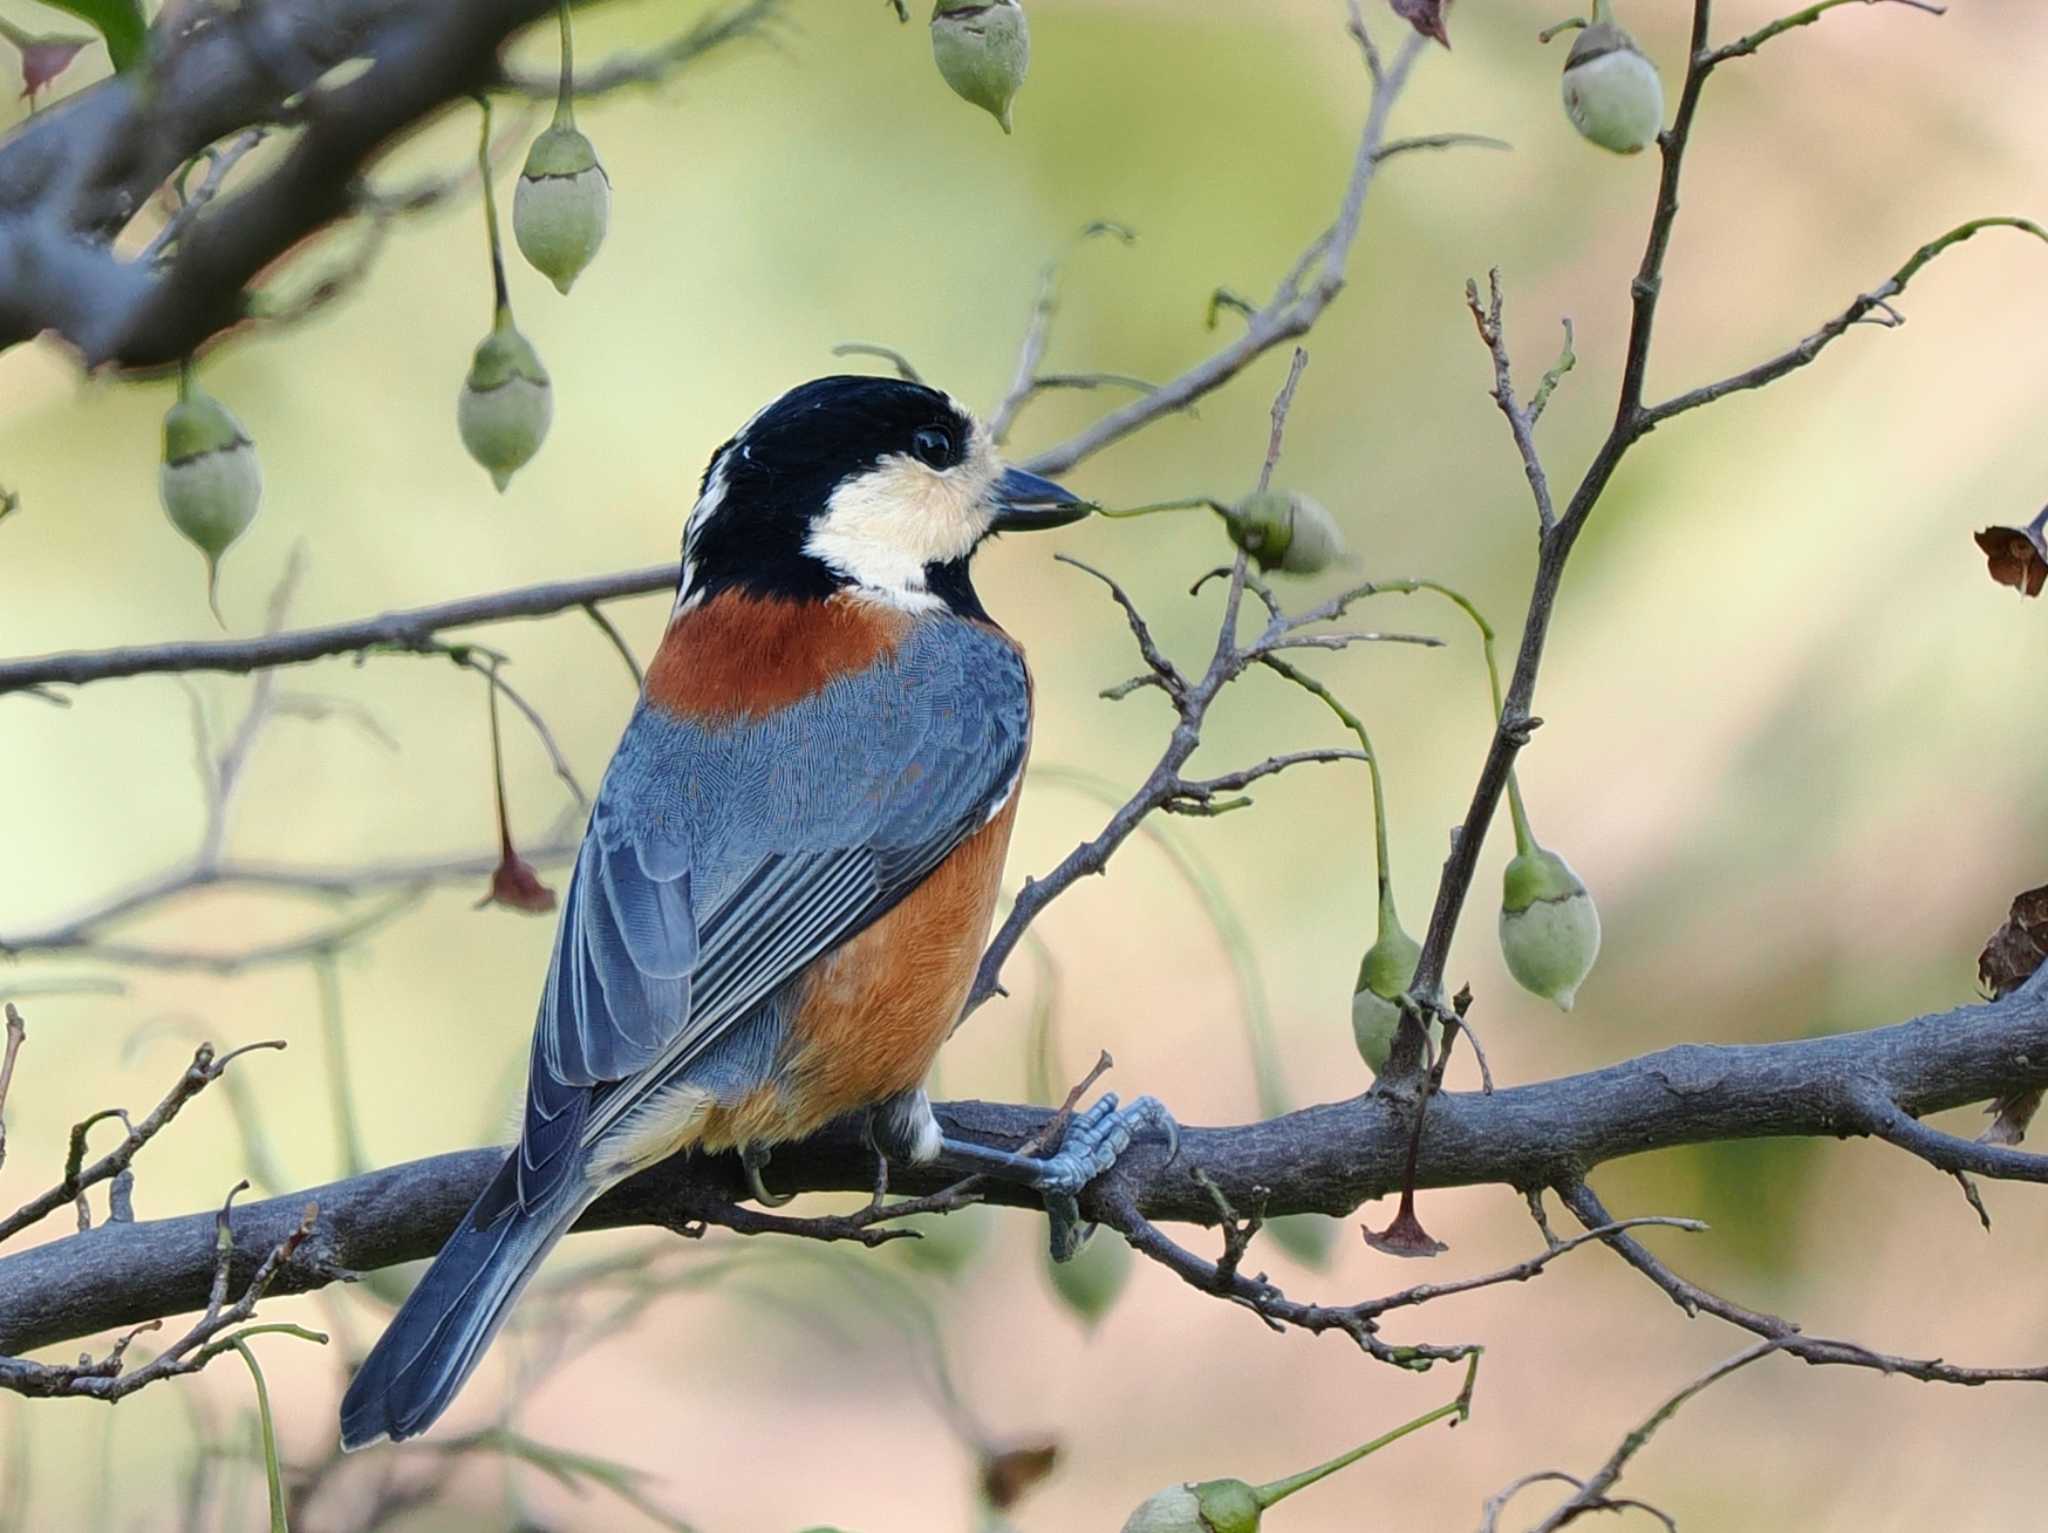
xmin=474 ymin=96 xmax=510 ymax=318
xmin=554 ymin=0 xmax=577 ymax=128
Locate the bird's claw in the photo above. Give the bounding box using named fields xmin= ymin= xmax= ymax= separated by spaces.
xmin=1036 ymin=1093 xmax=1178 ymax=1262
xmin=740 ymin=1142 xmax=795 ymax=1208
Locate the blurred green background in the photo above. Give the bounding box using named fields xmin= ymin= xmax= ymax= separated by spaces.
xmin=3 ymin=0 xmax=2047 ymax=1528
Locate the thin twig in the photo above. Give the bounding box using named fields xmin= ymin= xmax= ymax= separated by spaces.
xmin=581 ymin=603 xmax=645 ymax=689
xmin=0 ymin=1042 xmax=286 ymax=1247
xmin=0 ymin=1006 xmax=24 ymax=1174
xmin=1257 ymin=347 xmax=1311 ymax=495
xmin=1463 ymin=269 xmax=1556 ymax=531
xmin=498 ymin=0 xmax=783 ymax=97
xmin=139 ymin=130 xmax=269 ymax=264
xmin=1520 ymin=1340 xmax=1789 ymax=1533
xmin=1020 ymin=33 xmax=1430 ymax=476
xmin=1556 ymin=1178 xmax=2048 ymax=1385
xmin=0 ymin=565 xmax=675 ymax=698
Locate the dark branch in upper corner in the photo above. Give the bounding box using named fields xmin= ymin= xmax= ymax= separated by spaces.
xmin=0 ymin=0 xmax=778 ymax=369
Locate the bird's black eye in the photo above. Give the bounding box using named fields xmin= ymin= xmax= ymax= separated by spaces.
xmin=910 ymin=425 xmax=955 ymax=469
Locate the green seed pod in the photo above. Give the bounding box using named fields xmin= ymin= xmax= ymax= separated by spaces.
xmin=160 ymin=382 xmax=261 ymax=623
xmin=1225 ymin=489 xmax=1346 ymax=576
xmin=930 ymin=0 xmax=1030 ymax=135
xmin=1351 ymin=918 xmax=1441 ymax=1076
xmin=1119 ymin=1478 xmax=1265 ymax=1533
xmin=458 ymin=312 xmax=553 ymax=491
xmin=1045 ymin=1222 xmax=1131 ymax=1327
xmin=1500 ymin=845 xmax=1602 ymax=1010
xmin=1560 ymin=4 xmax=1663 ymax=155
xmin=1121 ymin=1484 xmax=1206 ymax=1533
xmin=1121 ymin=1411 xmax=1454 ymax=1533
xmin=514 ymin=123 xmax=611 ymax=295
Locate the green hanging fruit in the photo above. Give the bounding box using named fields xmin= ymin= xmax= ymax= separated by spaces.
xmin=931 ymin=0 xmax=1030 ymax=134
xmin=1350 ymin=918 xmax=1440 ymax=1076
xmin=1045 ymin=1222 xmax=1131 ymax=1327
xmin=1121 ymin=1478 xmax=1266 ymax=1533
xmin=514 ymin=123 xmax=611 ymax=295
xmin=1225 ymin=489 xmax=1346 ymax=576
xmin=458 ymin=311 xmax=553 ymax=491
xmin=1119 ymin=1407 xmax=1464 ymax=1532
xmin=159 ymin=375 xmax=261 ymax=623
xmin=1560 ymin=1 xmax=1663 ymax=155
xmin=1121 ymin=1483 xmax=1215 ymax=1533
xmin=1499 ymin=845 xmax=1602 ymax=1010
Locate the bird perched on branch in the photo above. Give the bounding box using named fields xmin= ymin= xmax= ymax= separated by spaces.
xmin=341 ymin=375 xmax=1174 ymax=1449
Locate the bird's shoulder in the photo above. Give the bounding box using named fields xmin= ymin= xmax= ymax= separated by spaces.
xmin=643 ymin=589 xmax=1024 ymax=723
xmin=643 ymin=588 xmax=911 ymax=721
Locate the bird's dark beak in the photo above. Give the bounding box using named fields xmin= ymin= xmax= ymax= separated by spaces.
xmin=990 ymin=467 xmax=1090 ymax=532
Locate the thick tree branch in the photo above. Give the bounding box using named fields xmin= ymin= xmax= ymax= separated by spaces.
xmin=0 ymin=1 xmax=776 ymax=368
xmin=5 ymin=982 xmax=2045 ymax=1359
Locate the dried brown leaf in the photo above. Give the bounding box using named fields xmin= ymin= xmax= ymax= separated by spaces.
xmin=1978 ymin=883 xmax=2048 ymax=998
xmin=1975 ymin=513 xmax=2048 ymax=599
xmin=980 ymin=1438 xmax=1060 ymax=1511
xmin=1388 ymin=0 xmax=1451 ymax=48
xmin=1983 ymin=1087 xmax=2042 ymax=1148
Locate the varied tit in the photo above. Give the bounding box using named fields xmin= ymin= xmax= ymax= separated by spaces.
xmin=341 ymin=375 xmax=1175 ymax=1449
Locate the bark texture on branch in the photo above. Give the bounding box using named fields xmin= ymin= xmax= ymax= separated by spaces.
xmin=0 ymin=0 xmax=558 ymax=366
xmin=5 ymin=982 xmax=2042 ymax=1357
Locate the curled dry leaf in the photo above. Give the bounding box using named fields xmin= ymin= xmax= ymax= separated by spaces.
xmin=1983 ymin=1087 xmax=2042 ymax=1148
xmin=1978 ymin=883 xmax=2048 ymax=998
xmin=980 ymin=1438 xmax=1061 ymax=1511
xmin=1974 ymin=509 xmax=2048 ymax=599
xmin=1388 ymin=0 xmax=1451 ymax=48
xmin=1976 ymin=882 xmax=2048 ymax=1145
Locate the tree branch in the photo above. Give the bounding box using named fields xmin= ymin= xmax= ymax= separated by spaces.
xmin=0 ymin=565 xmax=674 ymax=699
xmin=7 ymin=982 xmax=2046 ymax=1360
xmin=0 ymin=0 xmax=778 ymax=368
xmin=1017 ymin=34 xmax=1436 ymax=476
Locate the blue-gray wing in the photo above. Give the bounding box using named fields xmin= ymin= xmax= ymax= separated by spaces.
xmin=497 ymin=619 xmax=1030 ymax=1216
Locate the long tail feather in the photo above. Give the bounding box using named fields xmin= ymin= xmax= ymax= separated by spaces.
xmin=339 ymin=1156 xmax=589 ymax=1450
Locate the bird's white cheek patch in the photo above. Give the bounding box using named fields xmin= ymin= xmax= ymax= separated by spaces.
xmin=806 ymin=456 xmax=994 ymax=609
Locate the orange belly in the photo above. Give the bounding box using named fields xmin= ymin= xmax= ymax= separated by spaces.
xmin=757 ymin=785 xmax=1020 ymax=1141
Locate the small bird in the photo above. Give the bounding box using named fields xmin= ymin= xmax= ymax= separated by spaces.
xmin=340 ymin=375 xmax=1171 ymax=1449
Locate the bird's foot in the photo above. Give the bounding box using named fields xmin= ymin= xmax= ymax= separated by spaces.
xmin=936 ymin=1092 xmax=1178 ymax=1262
xmin=739 ymin=1142 xmax=795 ymax=1208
